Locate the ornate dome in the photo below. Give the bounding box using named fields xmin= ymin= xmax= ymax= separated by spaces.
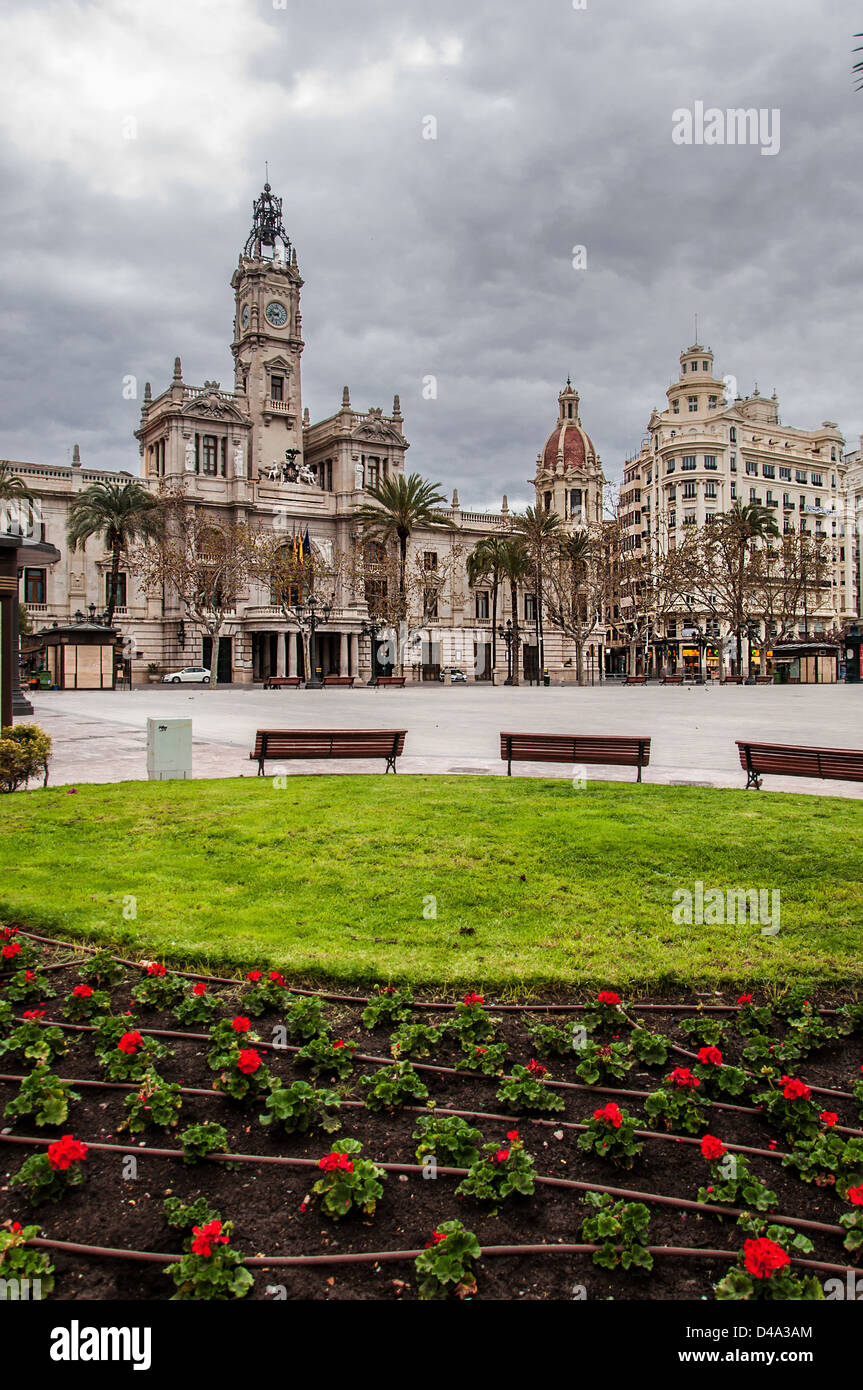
xmin=540 ymin=379 xmax=597 ymax=473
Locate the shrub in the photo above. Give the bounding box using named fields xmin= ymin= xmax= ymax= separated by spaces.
xmin=496 ymin=1062 xmax=565 ymax=1114
xmin=445 ymin=996 xmax=499 ymax=1048
xmin=627 ymin=1026 xmax=669 ymax=1067
xmin=77 ymin=949 xmax=125 ymax=989
xmin=644 ymin=1070 xmax=709 ymax=1135
xmin=360 ymin=985 xmax=413 ymax=1030
xmin=179 ymin=1121 xmax=229 ymax=1165
xmin=99 ymin=1027 xmax=173 ymax=1083
xmin=580 ymin=1192 xmax=653 ymax=1272
xmin=0 ymin=968 xmax=55 ymax=1005
xmin=679 ymin=1016 xmax=728 ymax=1048
xmin=575 ymin=1041 xmax=632 ymax=1086
xmin=413 ymin=1113 xmax=484 ymax=1169
xmin=283 ymin=995 xmax=329 ymax=1041
xmin=578 ymin=1103 xmax=644 ymax=1168
xmin=11 ymin=1134 xmax=88 ymax=1206
xmin=163 ymin=1196 xmax=222 ymax=1230
xmin=414 ymin=1221 xmax=481 ymax=1300
xmin=4 ymin=1066 xmax=80 ymax=1127
xmin=120 ymin=1070 xmax=183 ymax=1134
xmin=781 ymin=1132 xmax=863 ymax=1195
xmin=361 ymin=1060 xmax=429 ymax=1111
xmin=691 ymin=1048 xmax=749 ymax=1097
xmin=172 ymin=984 xmax=220 ymax=1027
xmin=455 ymin=1041 xmax=508 ymax=1076
xmin=582 ymin=990 xmax=628 ymax=1032
xmin=455 ymin=1131 xmax=535 ymax=1210
xmin=131 ymin=965 xmax=185 ymax=1010
xmin=697 ymin=1136 xmax=777 ymax=1210
xmin=296 ymin=1034 xmax=357 ymax=1080
xmin=840 ymin=1186 xmax=863 ymax=1254
xmin=260 ymin=1081 xmax=341 ymax=1135
xmin=213 ymin=1046 xmax=273 ymax=1102
xmin=206 ymin=1017 xmax=260 ymax=1071
xmin=1 ymin=1020 xmax=68 ymax=1067
xmin=715 ymin=1236 xmax=823 ymax=1301
xmin=240 ymin=972 xmax=291 ymax=1016
xmin=166 ymin=1220 xmax=254 ymax=1301
xmin=63 ymin=984 xmax=111 ymax=1021
xmin=525 ymin=1016 xmax=588 ymax=1058
xmin=390 ymin=1021 xmax=442 ymax=1060
xmin=0 ymin=1221 xmax=55 ymax=1298
xmin=0 ymin=724 xmax=51 ymax=793
xmin=753 ymin=1077 xmax=823 ymax=1144
xmin=306 ymin=1138 xmax=385 ymax=1220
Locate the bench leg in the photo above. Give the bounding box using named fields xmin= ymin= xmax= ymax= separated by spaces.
xmin=636 ymin=762 xmax=642 ymax=783
xmin=385 ymin=756 xmax=397 ymax=774
xmin=745 ymin=769 xmax=762 ymax=790
xmin=257 ymin=759 xmax=265 ymax=777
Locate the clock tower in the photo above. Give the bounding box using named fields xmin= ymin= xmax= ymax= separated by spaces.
xmin=231 ymin=183 xmax=305 ymax=482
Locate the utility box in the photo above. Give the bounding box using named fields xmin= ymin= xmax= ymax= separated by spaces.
xmin=146 ymin=718 xmax=192 ymax=781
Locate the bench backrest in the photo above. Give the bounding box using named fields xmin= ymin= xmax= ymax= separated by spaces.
xmin=253 ymin=729 xmax=406 ymax=759
xmin=737 ymin=740 xmax=863 ymax=781
xmin=500 ymin=732 xmax=650 ymax=766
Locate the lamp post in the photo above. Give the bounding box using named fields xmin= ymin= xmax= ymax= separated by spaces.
xmin=289 ymin=593 xmax=332 ymax=689
xmin=497 ymin=618 xmax=514 ymax=684
xmin=361 ymin=616 xmax=384 ymax=685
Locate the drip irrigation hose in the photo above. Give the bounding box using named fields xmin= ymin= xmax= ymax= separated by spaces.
xmin=0 ymin=1132 xmax=851 ymax=1243
xmin=20 ymin=1234 xmax=861 ymax=1277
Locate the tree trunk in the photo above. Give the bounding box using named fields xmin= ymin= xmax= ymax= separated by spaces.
xmin=106 ymin=542 xmax=121 ymax=627
xmin=491 ymin=575 xmax=498 ymax=675
xmin=207 ymin=625 xmax=220 ymax=687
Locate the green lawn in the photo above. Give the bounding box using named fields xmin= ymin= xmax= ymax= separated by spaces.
xmin=0 ymin=776 xmax=861 ymax=990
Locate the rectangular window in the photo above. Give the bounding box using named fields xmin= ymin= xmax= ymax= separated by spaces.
xmin=683 ymin=481 xmax=697 ymax=499
xmin=683 ymin=511 xmax=696 ymax=526
xmin=24 ymin=568 xmax=46 ymax=604
xmin=730 ymin=427 xmax=737 ymax=443
xmin=704 ymin=455 xmax=717 ymax=470
xmin=666 ymin=461 xmax=675 ymax=474
xmin=779 ymin=467 xmax=791 ymax=481
xmin=796 ymin=470 xmax=807 ymax=483
xmin=730 ymin=455 xmax=737 ymax=471
xmin=672 ymin=400 xmax=680 ymax=414
xmin=708 ymin=396 xmax=718 ymax=409
xmin=524 ymin=594 xmax=537 ymax=621
xmin=270 ymin=375 xmax=284 ymax=402
xmin=202 ymin=436 xmax=218 ymax=475
xmin=745 ymin=461 xmax=757 ymax=476
xmin=681 ymin=456 xmax=696 ymax=471
xmin=704 ymin=482 xmax=716 ymax=499
xmin=106 ymin=572 xmax=127 ymax=608
xmin=688 ymin=396 xmax=698 ymax=412
xmin=762 ymin=464 xmax=775 ymax=479
xmin=667 ymin=485 xmax=676 ymax=501
xmin=668 ymin=512 xmax=676 ymax=528
xmin=811 ymin=473 xmax=822 ymax=486
xmin=730 ymin=482 xmax=737 ymax=499
xmin=475 ymin=591 xmax=490 ymax=620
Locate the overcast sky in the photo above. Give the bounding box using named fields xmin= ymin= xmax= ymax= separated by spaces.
xmin=2 ymin=0 xmax=863 ymax=510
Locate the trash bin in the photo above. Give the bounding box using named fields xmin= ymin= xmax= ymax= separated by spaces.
xmin=146 ymin=718 xmax=192 ymax=781
xmin=543 ymin=669 xmax=550 ymax=688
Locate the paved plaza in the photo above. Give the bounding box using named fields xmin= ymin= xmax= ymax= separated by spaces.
xmin=18 ymin=682 xmax=863 ymax=797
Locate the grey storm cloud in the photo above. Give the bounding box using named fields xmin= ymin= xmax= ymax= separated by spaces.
xmin=1 ymin=0 xmax=862 ymax=510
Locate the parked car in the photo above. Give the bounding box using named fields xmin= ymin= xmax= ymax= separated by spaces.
xmin=162 ymin=666 xmax=211 ymax=684
xmin=448 ymin=668 xmax=467 ymax=684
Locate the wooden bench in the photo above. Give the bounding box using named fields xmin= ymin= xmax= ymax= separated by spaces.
xmin=371 ymin=675 xmax=407 ymax=689
xmin=721 ymin=675 xmax=744 ymax=685
xmin=263 ymin=676 xmax=301 ymax=690
xmin=660 ymin=674 xmax=684 ymax=685
xmin=755 ymin=676 xmax=773 ymax=686
xmin=322 ymin=676 xmax=356 ymax=688
xmin=251 ymin=729 xmax=407 ymax=776
xmin=500 ymin=732 xmax=651 ymax=782
xmin=625 ymin=675 xmax=647 ymax=686
xmin=736 ymin=740 xmax=863 ymax=790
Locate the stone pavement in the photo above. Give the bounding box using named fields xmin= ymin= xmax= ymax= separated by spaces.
xmin=16 ymin=683 xmax=863 ymax=798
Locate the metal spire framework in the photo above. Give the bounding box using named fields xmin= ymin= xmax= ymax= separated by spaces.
xmin=244 ymin=182 xmax=292 ymax=261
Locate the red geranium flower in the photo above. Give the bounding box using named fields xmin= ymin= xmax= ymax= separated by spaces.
xmin=701 ymin=1135 xmax=727 ymax=1161
xmin=1 ymin=926 xmax=18 ymax=939
xmin=2 ymin=942 xmax=21 ymax=960
xmin=190 ymin=1219 xmax=229 ymax=1257
xmin=526 ymin=1058 xmax=547 ymax=1077
xmin=22 ymin=1008 xmax=45 ymax=1019
xmin=269 ymin=971 xmax=286 ymax=986
xmin=232 ymin=1017 xmax=250 ymax=1033
xmin=425 ymin=1229 xmax=448 ymax=1248
xmin=668 ymin=1067 xmax=700 ymax=1089
xmin=597 ymin=990 xmax=620 ymax=1006
xmin=743 ymin=1237 xmax=790 ymax=1280
xmin=117 ymin=1031 xmax=143 ymax=1054
xmin=737 ymin=994 xmax=753 ymax=1006
xmin=820 ymin=1111 xmax=838 ymax=1127
xmin=246 ymin=970 xmax=263 ymax=982
xmin=146 ymin=963 xmax=166 ymax=977
xmin=697 ymin=1046 xmax=723 ymax=1067
xmin=72 ymin=985 xmax=93 ymax=998
xmin=237 ymin=1048 xmax=261 ymax=1075
xmin=847 ymin=1185 xmax=863 ymax=1206
xmin=318 ymin=1153 xmax=353 ymax=1173
xmin=24 ymin=970 xmax=34 ymax=981
xmin=47 ymin=1135 xmax=88 ymax=1171
xmin=493 ymin=1148 xmax=510 ymax=1164
xmin=463 ymin=992 xmax=484 ymax=1006
xmin=192 ymin=982 xmax=207 ymax=996
xmin=475 ymin=1046 xmax=487 ymax=1056
xmin=594 ymin=1102 xmax=622 ymax=1128
xmin=506 ymin=1129 xmax=519 ymax=1142
xmin=332 ymin=1039 xmax=346 ymax=1049
xmin=780 ymin=1075 xmax=811 ymax=1101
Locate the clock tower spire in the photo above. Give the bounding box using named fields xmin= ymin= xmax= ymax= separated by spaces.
xmin=231 ymin=181 xmax=305 ymax=483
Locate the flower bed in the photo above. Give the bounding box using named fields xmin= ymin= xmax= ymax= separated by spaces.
xmin=1 ymin=930 xmax=862 ymax=1302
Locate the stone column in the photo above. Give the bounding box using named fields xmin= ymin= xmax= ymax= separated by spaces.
xmin=339 ymin=631 xmax=348 ymax=676
xmin=276 ymin=633 xmax=286 ymax=677
xmin=287 ymin=632 xmax=297 ymax=677
xmin=349 ymin=633 xmax=358 ymax=678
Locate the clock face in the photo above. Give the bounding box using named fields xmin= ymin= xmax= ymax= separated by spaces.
xmin=241 ymin=305 xmax=250 ymax=329
xmin=265 ymin=301 xmax=288 ymax=327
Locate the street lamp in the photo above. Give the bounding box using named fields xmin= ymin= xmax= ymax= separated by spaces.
xmin=361 ymin=616 xmax=385 ymax=685
xmin=497 ymin=618 xmax=514 ymax=685
xmin=289 ymin=592 xmax=333 ymax=689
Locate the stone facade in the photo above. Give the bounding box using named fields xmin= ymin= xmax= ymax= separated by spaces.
xmin=6 ymin=184 xmax=606 ymax=686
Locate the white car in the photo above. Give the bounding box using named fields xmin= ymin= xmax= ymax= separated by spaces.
xmin=162 ymin=666 xmax=211 ymax=684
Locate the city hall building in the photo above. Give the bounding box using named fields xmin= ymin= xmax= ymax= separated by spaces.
xmin=5 ymin=185 xmax=606 ymax=686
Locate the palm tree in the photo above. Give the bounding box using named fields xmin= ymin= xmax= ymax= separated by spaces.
xmin=0 ymin=463 xmax=33 ymax=534
xmin=497 ymin=537 xmax=531 ymax=685
xmin=67 ymin=480 xmax=163 ymax=626
xmin=466 ymin=534 xmax=508 ymax=677
xmin=353 ymin=472 xmax=456 ymax=619
xmin=726 ymin=501 xmax=780 ymax=676
xmin=512 ymin=504 xmax=561 ymax=679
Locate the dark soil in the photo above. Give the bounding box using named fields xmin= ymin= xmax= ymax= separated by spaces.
xmin=1 ymin=934 xmax=861 ymax=1301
